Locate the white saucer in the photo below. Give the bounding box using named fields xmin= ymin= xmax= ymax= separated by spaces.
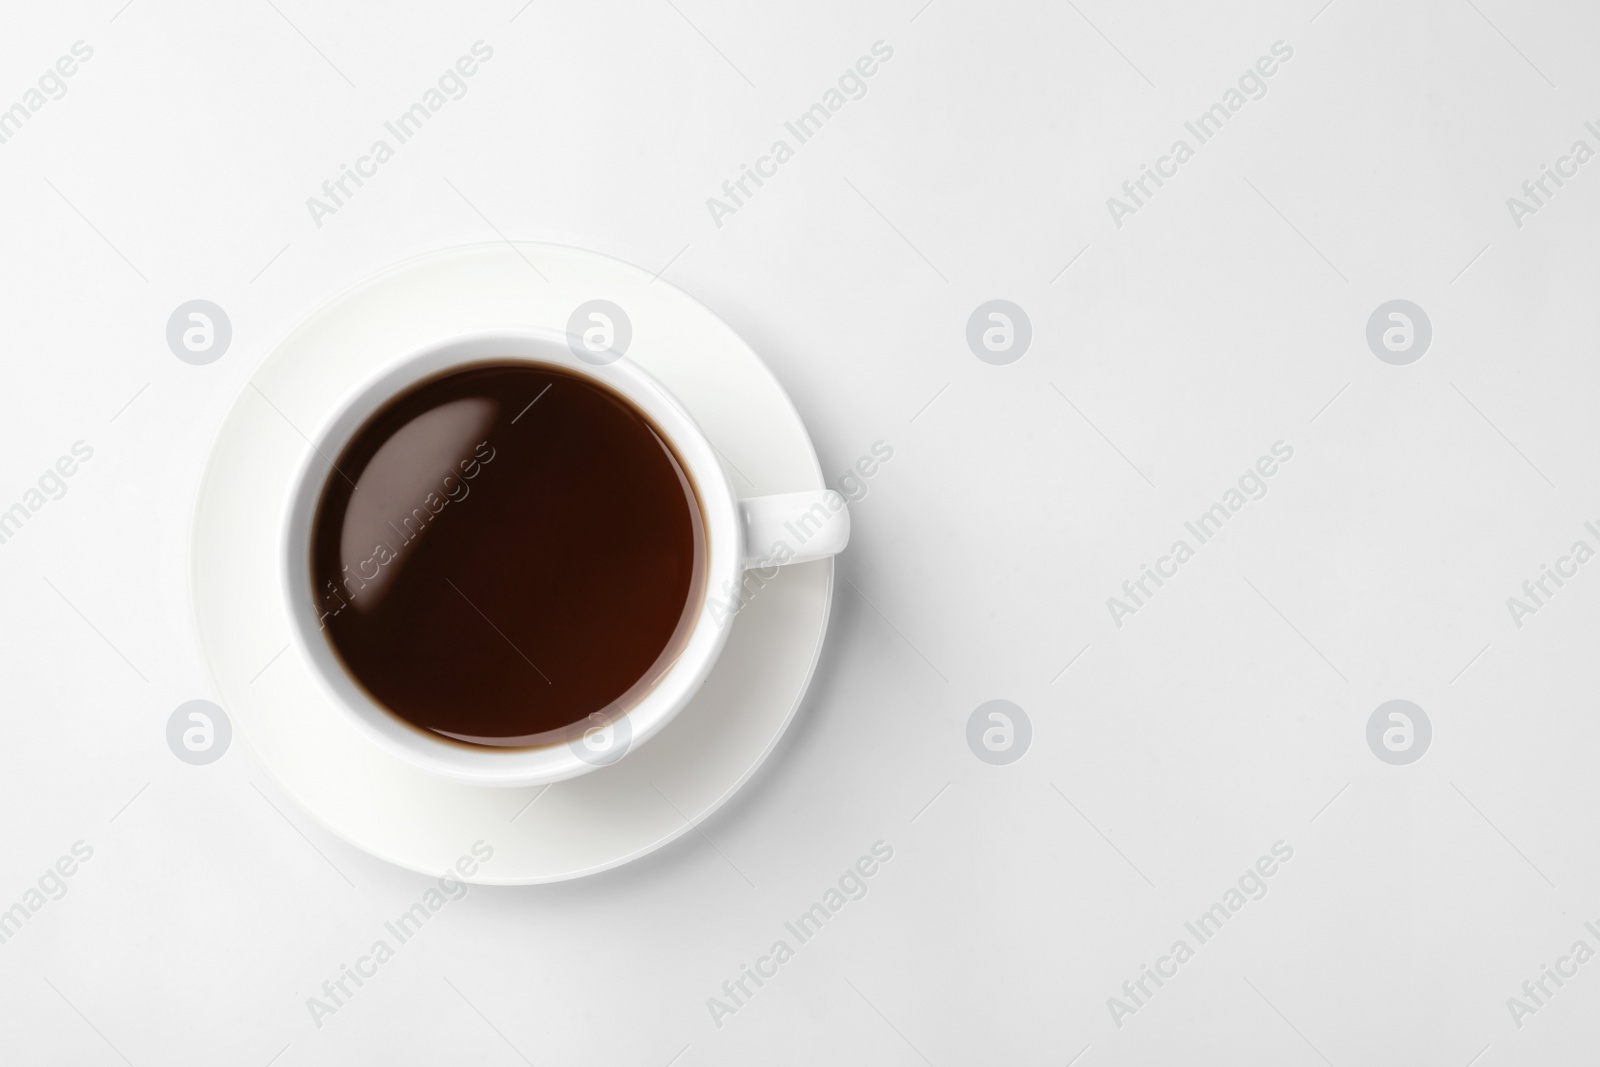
xmin=190 ymin=243 xmax=833 ymax=883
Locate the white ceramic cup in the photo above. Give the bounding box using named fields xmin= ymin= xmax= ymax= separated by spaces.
xmin=280 ymin=328 xmax=848 ymax=787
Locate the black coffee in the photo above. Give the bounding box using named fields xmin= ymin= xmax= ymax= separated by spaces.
xmin=309 ymin=363 xmax=705 ymax=746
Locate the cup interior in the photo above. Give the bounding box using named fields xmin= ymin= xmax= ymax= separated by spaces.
xmin=279 ymin=329 xmax=741 ymax=787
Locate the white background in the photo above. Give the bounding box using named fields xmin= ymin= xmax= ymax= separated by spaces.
xmin=2 ymin=0 xmax=1599 ymax=1063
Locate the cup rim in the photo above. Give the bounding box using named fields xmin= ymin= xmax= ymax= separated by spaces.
xmin=278 ymin=327 xmax=741 ymax=786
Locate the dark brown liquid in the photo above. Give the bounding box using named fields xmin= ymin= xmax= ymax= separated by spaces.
xmin=309 ymin=363 xmax=705 ymax=746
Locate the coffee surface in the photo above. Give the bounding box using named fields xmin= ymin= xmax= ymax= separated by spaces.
xmin=310 ymin=363 xmax=705 ymax=746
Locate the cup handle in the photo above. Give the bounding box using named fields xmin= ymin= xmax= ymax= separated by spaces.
xmin=739 ymin=490 xmax=850 ymax=568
